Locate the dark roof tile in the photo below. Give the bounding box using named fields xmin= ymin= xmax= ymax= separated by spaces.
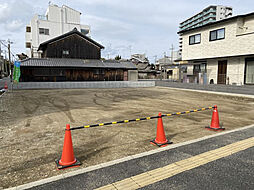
xmin=20 ymin=58 xmax=137 ymax=69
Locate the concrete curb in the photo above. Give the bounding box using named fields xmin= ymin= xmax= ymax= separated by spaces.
xmin=6 ymin=124 xmax=254 ymax=190
xmin=157 ymin=86 xmax=254 ymax=99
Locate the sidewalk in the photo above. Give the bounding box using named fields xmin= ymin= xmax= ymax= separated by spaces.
xmin=155 ymin=81 xmax=254 ymax=95
xmin=9 ymin=124 xmax=254 ymax=190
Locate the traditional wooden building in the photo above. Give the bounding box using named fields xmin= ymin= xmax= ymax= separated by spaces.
xmin=20 ymin=58 xmax=137 ymax=82
xmin=38 ymin=28 xmax=104 ymax=59
xmin=20 ymin=28 xmax=137 ymax=82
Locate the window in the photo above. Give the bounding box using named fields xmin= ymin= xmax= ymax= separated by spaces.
xmin=210 ymin=28 xmax=225 ymax=41
xmin=63 ymin=50 xmax=69 ymax=55
xmin=26 ymin=26 xmax=31 ymax=32
xmin=217 ymin=29 xmax=225 ymax=39
xmin=81 ymin=29 xmax=89 ymax=35
xmin=210 ymin=31 xmax=217 ymax=41
xmin=39 ymin=28 xmax=49 ymax=35
xmin=26 ymin=42 xmax=31 ymax=48
xmin=189 ymin=34 xmax=201 ymax=45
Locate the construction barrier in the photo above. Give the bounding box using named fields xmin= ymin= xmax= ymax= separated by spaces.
xmin=150 ymin=112 xmax=173 ymax=147
xmin=70 ymin=106 xmax=215 ymax=130
xmin=205 ymin=105 xmax=225 ymax=131
xmin=57 ymin=105 xmax=225 ymax=169
xmin=56 ymin=124 xmax=81 ymax=170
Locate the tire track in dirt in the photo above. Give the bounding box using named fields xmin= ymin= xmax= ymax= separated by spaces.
xmin=93 ymin=91 xmax=146 ymax=108
xmin=93 ymin=93 xmax=109 ymax=108
xmin=20 ymin=95 xmax=40 ymax=127
xmin=0 ymin=152 xmax=58 ymax=174
xmin=93 ymin=92 xmax=124 ymax=108
xmin=75 ymin=131 xmax=121 ymax=161
xmin=48 ymin=97 xmax=75 ymax=122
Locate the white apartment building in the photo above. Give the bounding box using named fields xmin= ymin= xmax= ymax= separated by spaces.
xmin=179 ymin=5 xmax=232 ymax=54
xmin=179 ymin=12 xmax=254 ymax=85
xmin=25 ymin=4 xmax=90 ymax=58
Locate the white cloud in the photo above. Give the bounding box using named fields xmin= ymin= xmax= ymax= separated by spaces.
xmin=0 ymin=0 xmax=34 ymax=31
xmin=4 ymin=19 xmax=24 ymax=31
xmin=1 ymin=0 xmax=254 ymax=59
xmin=0 ymin=2 xmax=10 ymax=22
xmin=85 ymin=14 xmax=133 ymax=37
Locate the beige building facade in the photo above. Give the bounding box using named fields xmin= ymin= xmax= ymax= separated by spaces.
xmin=180 ymin=12 xmax=254 ymax=85
xmin=26 ymin=4 xmax=90 ymax=58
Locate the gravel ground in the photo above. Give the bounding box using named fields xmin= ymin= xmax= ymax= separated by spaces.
xmin=0 ymin=87 xmax=253 ymax=188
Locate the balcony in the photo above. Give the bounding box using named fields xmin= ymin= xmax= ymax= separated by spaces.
xmin=203 ymin=9 xmax=216 ymax=16
xmin=203 ymin=14 xmax=216 ymax=21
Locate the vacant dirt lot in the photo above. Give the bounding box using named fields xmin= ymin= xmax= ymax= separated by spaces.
xmin=0 ymin=87 xmax=254 ymax=188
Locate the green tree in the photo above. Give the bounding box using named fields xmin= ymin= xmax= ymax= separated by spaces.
xmin=115 ymin=55 xmax=121 ymax=60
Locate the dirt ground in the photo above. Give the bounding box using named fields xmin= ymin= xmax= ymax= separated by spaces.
xmin=0 ymin=87 xmax=254 ymax=188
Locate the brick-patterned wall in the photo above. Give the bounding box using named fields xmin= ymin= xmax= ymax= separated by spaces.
xmin=207 ymin=60 xmax=218 ymax=84
xmin=226 ymin=57 xmax=245 ymax=85
xmin=182 ymin=16 xmax=254 ymax=61
xmin=206 ymin=57 xmax=246 ymax=85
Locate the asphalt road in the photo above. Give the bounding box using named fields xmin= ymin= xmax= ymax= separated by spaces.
xmin=26 ymin=125 xmax=254 ymax=190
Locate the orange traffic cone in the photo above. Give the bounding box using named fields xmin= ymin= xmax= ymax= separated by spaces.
xmin=205 ymin=105 xmax=225 ymax=131
xmin=150 ymin=112 xmax=172 ymax=147
xmin=4 ymin=82 xmax=8 ymax=90
xmin=56 ymin=124 xmax=81 ymax=169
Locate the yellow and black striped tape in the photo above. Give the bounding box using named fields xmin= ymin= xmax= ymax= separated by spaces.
xmin=70 ymin=106 xmax=214 ymax=130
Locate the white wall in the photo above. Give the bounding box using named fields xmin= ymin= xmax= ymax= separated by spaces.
xmin=207 ymin=60 xmax=218 ymax=84
xmin=128 ymin=70 xmax=138 ymax=81
xmin=207 ymin=56 xmax=246 ymax=85
xmin=25 ymin=4 xmax=90 ymax=58
xmin=226 ymin=57 xmax=245 ymax=85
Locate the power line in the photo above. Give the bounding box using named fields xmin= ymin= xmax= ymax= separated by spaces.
xmin=0 ymin=40 xmax=17 ymax=61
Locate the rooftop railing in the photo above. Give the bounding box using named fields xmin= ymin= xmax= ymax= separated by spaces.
xmin=38 ymin=15 xmax=47 ymax=20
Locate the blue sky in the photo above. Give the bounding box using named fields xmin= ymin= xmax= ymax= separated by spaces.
xmin=0 ymin=0 xmax=253 ymax=62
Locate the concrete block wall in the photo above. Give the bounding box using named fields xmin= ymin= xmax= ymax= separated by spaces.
xmin=13 ymin=81 xmax=155 ymax=90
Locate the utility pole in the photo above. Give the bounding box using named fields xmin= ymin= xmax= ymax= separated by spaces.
xmin=129 ymin=45 xmax=132 ymax=58
xmin=8 ymin=41 xmax=11 ymax=77
xmin=7 ymin=39 xmax=13 ymax=81
xmin=153 ymin=55 xmax=157 ymax=65
xmin=170 ymin=44 xmax=174 ymax=63
xmin=0 ymin=40 xmax=5 ymax=75
xmin=0 ymin=42 xmax=2 ymax=76
xmin=4 ymin=50 xmax=7 ymax=74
